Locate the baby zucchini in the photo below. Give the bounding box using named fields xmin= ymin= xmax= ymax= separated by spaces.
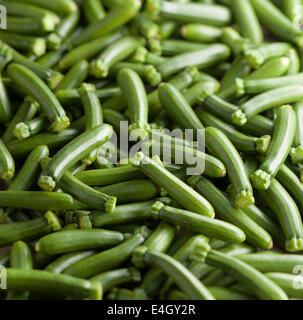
xmin=7 ymin=63 xmax=70 ymax=133
xmin=205 ymin=127 xmax=254 ymax=208
xmin=189 ymin=176 xmax=273 ymax=250
xmin=117 ymin=68 xmax=150 ymax=140
xmin=250 ymin=105 xmax=296 ymax=190
xmin=131 ymin=152 xmax=215 ymax=218
xmin=205 ymin=250 xmax=288 ymax=300
xmin=152 ymin=201 xmax=245 ymax=244
xmin=132 ymin=246 xmax=215 ymax=300
xmin=35 ymin=229 xmax=125 ymax=255
xmin=38 ymin=124 xmax=113 ymax=191
xmin=5 ymin=268 xmax=101 ymax=300
xmin=259 ymin=179 xmax=303 ymax=253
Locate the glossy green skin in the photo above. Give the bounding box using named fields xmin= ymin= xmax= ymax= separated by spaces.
xmin=158 ymin=1 xmax=231 ymax=26
xmin=6 ymin=17 xmax=51 ymax=35
xmin=250 ymin=0 xmax=302 ymax=45
xmin=160 ymin=39 xmax=207 ymax=55
xmin=252 ymin=105 xmax=296 ymax=186
xmin=5 ymin=268 xmax=101 ymax=300
xmin=78 ymin=83 xmax=103 ymax=164
xmin=7 ymin=128 xmax=79 ymax=158
xmin=157 ymin=44 xmax=230 ymax=78
xmin=117 ymin=68 xmax=149 ymax=135
xmin=1 ymin=41 xmax=62 ymax=87
xmin=138 ymin=248 xmax=215 ymax=300
xmin=90 ymin=267 xmax=140 ymax=293
xmin=221 ymin=27 xmax=248 ymax=56
xmin=75 ymin=166 xmax=144 ymax=186
xmin=10 ymin=241 xmax=33 ymax=270
xmin=287 ymin=49 xmax=300 ymax=75
xmin=97 ymin=180 xmax=159 ymax=204
xmin=197 ymin=110 xmax=267 ymax=153
xmin=1 ymin=99 xmax=38 ymax=144
xmin=0 ymin=191 xmax=73 ymax=210
xmin=157 ymin=19 xmax=176 ymax=39
xmin=36 ymin=46 xmax=67 ymax=68
xmin=242 ymin=205 xmax=284 ymax=245
xmin=59 ymin=31 xmax=123 ymax=70
xmin=154 ymin=204 xmax=245 ymax=243
xmin=64 ymin=230 xmax=149 ymax=278
xmin=55 ymin=60 xmax=88 ymax=92
xmin=52 ymin=10 xmax=79 ymax=42
xmin=0 ymin=139 xmax=15 ymax=180
xmin=169 ymin=287 xmax=251 ymax=301
xmin=281 ymin=0 xmax=302 ymax=22
xmin=190 ymin=243 xmax=255 ymax=282
xmin=0 ymin=218 xmax=51 ymax=246
xmin=230 ymin=0 xmax=263 ymax=44
xmin=206 ymin=250 xmax=288 ymax=300
xmin=247 ymin=56 xmax=290 ymax=79
xmin=241 ymin=85 xmax=303 ymax=120
xmin=8 ymin=145 xmax=49 ymax=191
xmin=205 ymin=127 xmax=254 ymax=208
xmin=132 ymin=13 xmax=159 ymax=39
xmin=158 ymin=83 xmax=204 ymax=130
xmin=7 ymin=63 xmax=69 ymax=132
xmin=0 ymin=1 xmax=60 ymax=21
xmin=203 ymin=94 xmax=274 ymax=136
xmin=190 ymin=176 xmax=272 ymax=249
xmin=148 ymin=67 xmax=198 ymax=117
xmin=184 ymin=81 xmax=220 ymax=106
xmin=218 ymin=56 xmax=291 ymax=100
xmin=292 ymin=101 xmax=303 ymax=153
xmin=247 ymin=43 xmax=290 ymax=69
xmin=133 ymin=153 xmax=214 ymax=217
xmin=240 ymin=73 xmax=303 ymax=95
xmin=151 ymin=142 xmax=226 ymax=178
xmin=56 ymin=87 xmax=121 ymax=106
xmin=144 ymin=221 xmax=177 ymax=253
xmin=219 ymin=56 xmax=251 ymax=93
xmin=210 ymin=286 xmax=253 ymax=300
xmin=266 ymin=273 xmax=303 ymax=299
xmin=181 ymin=23 xmax=222 ymax=43
xmin=91 ymin=200 xmax=162 ymax=227
xmin=92 ymin=36 xmax=143 ymax=78
xmin=73 ymin=0 xmax=141 ymax=46
xmin=238 ymin=253 xmax=303 ymax=273
xmin=45 ymin=250 xmax=97 ymax=274
xmin=277 ymin=165 xmax=303 ymax=211
xmin=39 ymin=124 xmax=113 ymax=189
xmin=36 ymin=229 xmax=125 ymax=255
xmin=259 ymin=179 xmax=303 ymax=252
xmin=110 ymin=62 xmax=161 ymax=86
xmin=0 ymin=31 xmax=46 ymax=56
xmin=240 ymin=116 xmax=273 ymax=137
xmin=6 ymin=241 xmax=33 ymax=300
xmin=0 ymin=75 xmax=13 ymax=125
xmin=15 ymin=0 xmax=77 ymax=14
xmin=58 ymin=171 xmax=113 ymax=211
xmin=138 ymin=234 xmax=203 ymax=298
xmin=83 ymin=0 xmax=106 ymax=24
